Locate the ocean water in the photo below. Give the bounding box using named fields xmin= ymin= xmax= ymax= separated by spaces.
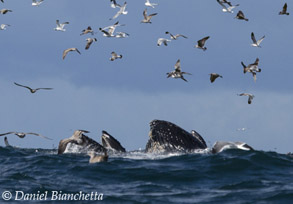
xmin=0 ymin=147 xmax=293 ymax=204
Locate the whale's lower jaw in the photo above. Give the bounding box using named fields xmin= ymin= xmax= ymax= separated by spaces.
xmin=145 ymin=120 xmax=207 ymax=153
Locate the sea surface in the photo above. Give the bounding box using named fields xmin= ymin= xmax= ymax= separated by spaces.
xmin=0 ymin=147 xmax=293 ymax=204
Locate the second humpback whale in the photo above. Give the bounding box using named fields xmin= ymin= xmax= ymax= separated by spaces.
xmin=101 ymin=130 xmax=126 ymax=153
xmin=145 ymin=120 xmax=207 ymax=153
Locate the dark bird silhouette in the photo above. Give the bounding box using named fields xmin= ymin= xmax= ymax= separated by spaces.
xmin=14 ymin=82 xmax=53 ymax=93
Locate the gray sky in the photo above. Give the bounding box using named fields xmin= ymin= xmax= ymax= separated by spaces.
xmin=1 ymin=0 xmax=292 ymax=153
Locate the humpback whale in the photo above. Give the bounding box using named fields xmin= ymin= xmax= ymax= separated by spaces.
xmin=58 ymin=130 xmax=106 ymax=154
xmin=145 ymin=120 xmax=207 ymax=153
xmin=101 ymin=130 xmax=126 ymax=153
xmin=211 ymin=141 xmax=254 ymax=154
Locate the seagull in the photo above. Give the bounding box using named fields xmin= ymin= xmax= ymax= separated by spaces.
xmin=110 ymin=0 xmax=121 ymax=8
xmin=14 ymin=82 xmax=53 ymax=93
xmin=238 ymin=93 xmax=255 ymax=104
xmin=80 ymin=26 xmax=94 ymax=36
xmin=219 ymin=0 xmax=233 ymax=7
xmin=209 ymin=73 xmax=223 ymax=83
xmin=88 ymin=151 xmax=108 ymax=163
xmin=99 ymin=21 xmax=125 ymax=37
xmin=85 ymin=38 xmax=97 ymax=50
xmin=165 ymin=31 xmax=188 ymax=40
xmin=157 ymin=38 xmax=171 ymax=46
xmin=241 ymin=58 xmax=261 ymax=82
xmin=167 ymin=59 xmax=192 ymax=82
xmin=110 ymin=51 xmax=122 ymax=61
xmin=145 ymin=0 xmax=158 ymax=8
xmin=0 ymin=24 xmax=10 ymax=30
xmin=141 ymin=8 xmax=157 ymax=23
xmin=110 ymin=1 xmax=128 ymax=20
xmin=251 ymin=32 xmax=265 ymax=48
xmin=195 ymin=36 xmax=210 ymax=51
xmin=0 ymin=9 xmax=12 ymax=14
xmin=62 ymin=48 xmax=81 ymax=60
xmin=115 ymin=31 xmax=129 ymax=38
xmin=54 ymin=20 xmax=69 ymax=32
xmin=279 ymin=3 xmax=289 ymax=15
xmin=0 ymin=132 xmax=52 ymax=140
xmin=216 ymin=0 xmax=239 ymax=13
xmin=235 ymin=10 xmax=249 ymax=21
xmin=32 ymin=0 xmax=44 ymax=7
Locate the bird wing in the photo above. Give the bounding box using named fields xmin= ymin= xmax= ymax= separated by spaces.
xmin=257 ymin=35 xmax=265 ymax=45
xmin=182 ymin=72 xmax=192 ymax=75
xmin=216 ymin=0 xmax=227 ymax=9
xmin=143 ymin=9 xmax=148 ymax=19
xmin=174 ymin=59 xmax=181 ymax=71
xmin=27 ymin=132 xmax=53 ymax=140
xmin=251 ymin=32 xmax=257 ymax=44
xmin=14 ymin=82 xmax=33 ymax=91
xmin=283 ymin=3 xmax=288 ymax=13
xmin=149 ymin=13 xmax=157 ymax=17
xmin=111 ymin=9 xmax=122 ymax=20
xmin=62 ymin=49 xmax=70 ymax=60
xmin=35 ymin=88 xmax=53 ymax=91
xmin=56 ymin=20 xmax=61 ymax=27
xmin=177 ymin=34 xmax=188 ymax=39
xmin=75 ymin=48 xmax=81 ymax=55
xmin=85 ymin=39 xmax=93 ymax=50
xmin=111 ymin=52 xmax=118 ymax=58
xmin=198 ymin=36 xmax=209 ymax=47
xmin=0 ymin=132 xmax=15 ymax=136
xmin=180 ymin=76 xmax=188 ymax=82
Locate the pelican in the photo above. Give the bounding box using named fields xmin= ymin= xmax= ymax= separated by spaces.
xmin=85 ymin=38 xmax=97 ymax=50
xmin=195 ymin=36 xmax=210 ymax=51
xmin=99 ymin=21 xmax=125 ymax=37
xmin=0 ymin=24 xmax=10 ymax=30
xmin=62 ymin=48 xmax=81 ymax=60
xmin=238 ymin=93 xmax=254 ymax=104
xmin=145 ymin=0 xmax=158 ymax=8
xmin=279 ymin=3 xmax=289 ymax=15
xmin=0 ymin=9 xmax=12 ymax=14
xmin=0 ymin=132 xmax=52 ymax=140
xmin=157 ymin=38 xmax=171 ymax=46
xmin=141 ymin=8 xmax=157 ymax=23
xmin=209 ymin=73 xmax=223 ymax=83
xmin=241 ymin=58 xmax=261 ymax=82
xmin=54 ymin=20 xmax=69 ymax=32
xmin=110 ymin=1 xmax=128 ymax=20
xmin=251 ymin=32 xmax=265 ymax=48
xmin=14 ymin=82 xmax=53 ymax=93
xmin=216 ymin=0 xmax=239 ymax=13
xmin=167 ymin=59 xmax=192 ymax=82
xmin=88 ymin=151 xmax=108 ymax=163
xmin=110 ymin=51 xmax=122 ymax=61
xmin=32 ymin=0 xmax=44 ymax=7
xmin=235 ymin=10 xmax=249 ymax=21
xmin=80 ymin=26 xmax=94 ymax=36
xmin=165 ymin=31 xmax=187 ymax=40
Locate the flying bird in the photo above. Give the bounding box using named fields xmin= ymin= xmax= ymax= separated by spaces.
xmin=0 ymin=132 xmax=52 ymax=140
xmin=279 ymin=3 xmax=289 ymax=15
xmin=85 ymin=38 xmax=97 ymax=50
xmin=145 ymin=0 xmax=158 ymax=8
xmin=0 ymin=24 xmax=10 ymax=30
xmin=14 ymin=82 xmax=53 ymax=93
xmin=241 ymin=58 xmax=261 ymax=82
xmin=110 ymin=0 xmax=121 ymax=8
xmin=195 ymin=36 xmax=210 ymax=51
xmin=110 ymin=51 xmax=122 ymax=61
xmin=0 ymin=0 xmax=4 ymax=3
xmin=238 ymin=93 xmax=255 ymax=104
xmin=165 ymin=31 xmax=187 ymax=40
xmin=167 ymin=59 xmax=192 ymax=82
xmin=219 ymin=0 xmax=233 ymax=7
xmin=54 ymin=20 xmax=69 ymax=32
xmin=209 ymin=73 xmax=223 ymax=83
xmin=141 ymin=8 xmax=157 ymax=23
xmin=32 ymin=0 xmax=44 ymax=7
xmin=235 ymin=10 xmax=249 ymax=21
xmin=157 ymin=38 xmax=171 ymax=46
xmin=0 ymin=9 xmax=12 ymax=14
xmin=216 ymin=0 xmax=239 ymax=13
xmin=110 ymin=1 xmax=128 ymax=20
xmin=80 ymin=26 xmax=94 ymax=36
xmin=99 ymin=21 xmax=125 ymax=37
xmin=62 ymin=48 xmax=81 ymax=60
xmin=251 ymin=32 xmax=265 ymax=48
xmin=115 ymin=31 xmax=129 ymax=38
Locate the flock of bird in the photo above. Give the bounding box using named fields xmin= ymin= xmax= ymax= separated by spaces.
xmin=0 ymin=0 xmax=290 ymax=148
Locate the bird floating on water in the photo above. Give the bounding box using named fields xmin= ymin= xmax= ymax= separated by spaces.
xmin=279 ymin=3 xmax=289 ymax=15
xmin=110 ymin=1 xmax=128 ymax=20
xmin=238 ymin=93 xmax=255 ymax=104
xmin=0 ymin=24 xmax=10 ymax=30
xmin=14 ymin=82 xmax=53 ymax=93
xmin=235 ymin=10 xmax=249 ymax=21
xmin=165 ymin=31 xmax=187 ymax=40
xmin=241 ymin=58 xmax=261 ymax=82
xmin=62 ymin=48 xmax=81 ymax=60
xmin=54 ymin=20 xmax=69 ymax=32
xmin=0 ymin=9 xmax=12 ymax=14
xmin=216 ymin=0 xmax=239 ymax=13
xmin=141 ymin=8 xmax=157 ymax=23
xmin=167 ymin=59 xmax=192 ymax=82
xmin=110 ymin=51 xmax=122 ymax=61
xmin=195 ymin=36 xmax=210 ymax=51
xmin=32 ymin=0 xmax=44 ymax=7
xmin=145 ymin=0 xmax=158 ymax=8
xmin=209 ymin=73 xmax=223 ymax=83
xmin=251 ymin=32 xmax=265 ymax=48
xmin=0 ymin=132 xmax=52 ymax=140
xmin=157 ymin=38 xmax=171 ymax=46
xmin=85 ymin=38 xmax=97 ymax=50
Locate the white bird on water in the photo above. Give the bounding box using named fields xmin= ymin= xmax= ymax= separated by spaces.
xmin=145 ymin=0 xmax=158 ymax=8
xmin=54 ymin=20 xmax=69 ymax=32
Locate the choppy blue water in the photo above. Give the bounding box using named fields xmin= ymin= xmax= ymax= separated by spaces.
xmin=1 ymin=147 xmax=293 ymax=204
